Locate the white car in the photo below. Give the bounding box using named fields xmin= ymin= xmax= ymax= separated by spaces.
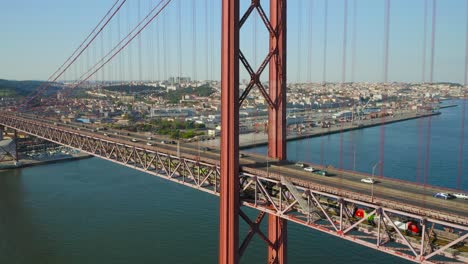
xmin=361 ymin=178 xmax=376 ymax=184
xmin=433 ymin=192 xmax=456 ymax=200
xmin=295 ymin=162 xmax=305 ymax=168
xmin=146 ymin=142 xmax=153 ymax=146
xmin=131 ymin=138 xmax=138 ymax=142
xmin=304 ymin=167 xmax=314 ymax=172
xmin=452 ymin=193 xmax=468 ymax=200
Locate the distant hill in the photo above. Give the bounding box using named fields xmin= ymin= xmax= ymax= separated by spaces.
xmin=164 ymin=84 xmax=214 ymax=103
xmin=0 ymin=79 xmax=62 ymax=97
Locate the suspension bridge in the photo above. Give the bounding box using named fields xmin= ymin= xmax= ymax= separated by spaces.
xmin=1 ymin=0 xmax=467 ymax=263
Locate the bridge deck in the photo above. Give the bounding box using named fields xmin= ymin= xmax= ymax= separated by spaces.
xmin=2 ymin=112 xmax=468 ymax=263
xmin=1 ymin=113 xmax=466 ymax=226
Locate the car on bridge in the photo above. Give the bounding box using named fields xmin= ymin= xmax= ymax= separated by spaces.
xmin=452 ymin=193 xmax=468 ymax=200
xmin=295 ymin=162 xmax=305 ymax=168
xmin=433 ymin=192 xmax=456 ymax=200
xmin=360 ymin=178 xmax=376 ymax=184
xmin=304 ymin=167 xmax=314 ymax=172
xmin=313 ymin=170 xmax=328 ymax=176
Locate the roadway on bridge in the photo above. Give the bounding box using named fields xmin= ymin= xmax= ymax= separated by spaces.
xmin=9 ymin=113 xmax=468 ymax=222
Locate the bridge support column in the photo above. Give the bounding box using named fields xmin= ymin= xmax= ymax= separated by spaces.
xmin=219 ymin=0 xmax=240 ymax=263
xmin=13 ymin=129 xmax=18 ymax=162
xmin=0 ymin=126 xmax=4 ymax=141
xmin=268 ymin=0 xmax=287 ymax=263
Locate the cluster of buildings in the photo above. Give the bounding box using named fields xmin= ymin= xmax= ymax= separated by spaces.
xmin=32 ymin=79 xmax=467 ymax=138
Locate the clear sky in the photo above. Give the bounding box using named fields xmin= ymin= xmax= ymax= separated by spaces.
xmin=0 ymin=0 xmax=467 ymax=83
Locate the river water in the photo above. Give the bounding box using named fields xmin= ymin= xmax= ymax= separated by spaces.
xmin=0 ymin=100 xmax=466 ymax=263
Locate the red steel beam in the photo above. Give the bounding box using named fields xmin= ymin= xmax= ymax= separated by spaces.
xmin=219 ymin=0 xmax=240 ymax=263
xmin=268 ymin=0 xmax=287 ymax=160
xmin=268 ymin=0 xmax=287 ymax=263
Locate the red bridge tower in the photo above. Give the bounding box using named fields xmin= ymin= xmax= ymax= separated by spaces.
xmin=220 ymin=0 xmax=287 ymax=263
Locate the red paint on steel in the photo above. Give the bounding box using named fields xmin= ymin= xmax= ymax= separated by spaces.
xmin=219 ymin=0 xmax=239 ymax=263
xmin=268 ymin=0 xmax=287 ymax=160
xmin=268 ymin=215 xmax=287 ymax=264
xmin=268 ymin=1 xmax=287 ymax=263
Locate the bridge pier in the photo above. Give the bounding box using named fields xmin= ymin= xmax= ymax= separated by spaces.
xmin=0 ymin=125 xmax=4 ymax=141
xmin=13 ymin=129 xmax=18 ymax=162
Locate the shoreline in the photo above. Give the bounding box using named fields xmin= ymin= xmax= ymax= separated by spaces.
xmin=0 ymin=153 xmax=93 ymax=171
xmin=439 ymin=104 xmax=458 ymax=109
xmin=238 ymin=111 xmax=441 ymax=149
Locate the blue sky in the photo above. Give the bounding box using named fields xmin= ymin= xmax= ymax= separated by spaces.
xmin=0 ymin=0 xmax=467 ymax=83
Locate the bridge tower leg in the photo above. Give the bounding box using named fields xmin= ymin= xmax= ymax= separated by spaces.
xmin=219 ymin=0 xmax=240 ymax=263
xmin=219 ymin=0 xmax=287 ymax=263
xmin=268 ymin=0 xmax=287 ymax=263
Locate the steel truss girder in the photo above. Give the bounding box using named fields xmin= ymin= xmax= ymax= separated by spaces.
xmin=0 ymin=113 xmax=467 ymax=264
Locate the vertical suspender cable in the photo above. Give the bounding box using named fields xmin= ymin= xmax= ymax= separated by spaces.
xmin=320 ymin=0 xmax=329 ymax=166
xmin=148 ymin=0 xmax=154 ymax=82
xmin=21 ymin=0 xmax=127 ymax=108
xmin=163 ymin=11 xmax=168 ymax=81
xmin=429 ymin=0 xmax=436 ymax=84
xmin=339 ymin=0 xmax=349 ymax=170
xmin=210 ymin=0 xmax=214 ymax=81
xmin=205 ymin=0 xmax=209 ymax=81
xmin=341 ymin=0 xmax=348 ymax=85
xmin=351 ymin=0 xmax=357 ymax=82
xmin=178 ymin=0 xmax=182 ymax=82
xmin=425 ymin=0 xmax=437 ymax=186
xmin=48 ymin=0 xmax=122 ymax=83
xmin=156 ymin=17 xmax=161 ymax=81
xmin=380 ymin=0 xmax=390 ymax=177
xmin=322 ymin=0 xmax=328 ymax=85
xmin=422 ymin=0 xmax=428 ymax=83
xmin=58 ymin=0 xmax=174 ymax=99
xmin=417 ymin=0 xmax=428 ymax=184
xmin=350 ymin=0 xmax=357 ymax=170
xmin=127 ymin=2 xmax=133 ymax=81
xmin=118 ymin=10 xmax=124 ymax=82
xmin=138 ymin=0 xmax=143 ymax=81
xmin=297 ymin=0 xmax=303 ymax=83
xmin=307 ymin=0 xmax=313 ymax=83
xmin=100 ymin=28 xmax=105 ymax=83
xmin=192 ymin=0 xmax=197 ymax=83
xmin=349 ymin=0 xmax=363 ymax=170
xmin=457 ymin=1 xmax=468 ymax=189
xmin=306 ymin=1 xmax=314 ymax=166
